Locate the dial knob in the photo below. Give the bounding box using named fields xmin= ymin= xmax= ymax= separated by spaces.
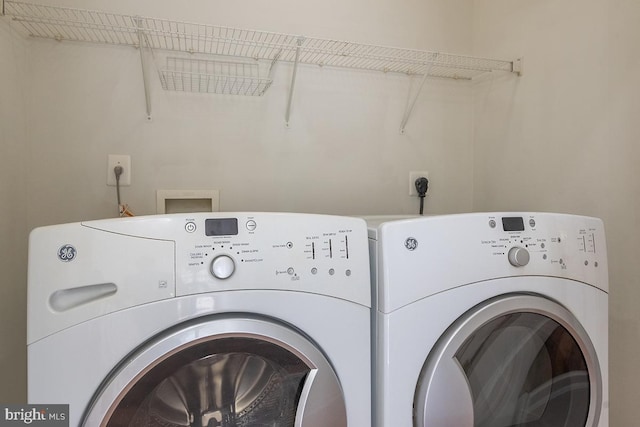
xmin=508 ymin=246 xmax=530 ymax=267
xmin=211 ymin=255 xmax=236 ymax=279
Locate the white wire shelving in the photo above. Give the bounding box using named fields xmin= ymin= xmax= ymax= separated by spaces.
xmin=159 ymin=57 xmax=273 ymax=96
xmin=2 ymin=0 xmax=522 ymax=129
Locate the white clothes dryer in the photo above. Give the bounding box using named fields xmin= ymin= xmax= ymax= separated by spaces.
xmin=366 ymin=213 xmax=608 ymax=427
xmin=28 ymin=213 xmax=371 ymax=426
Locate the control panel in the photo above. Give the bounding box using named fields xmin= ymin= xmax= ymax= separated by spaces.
xmin=374 ymin=212 xmax=608 ymax=312
xmin=178 ymin=214 xmax=367 ymax=303
xmin=83 ymin=213 xmax=370 ymax=306
xmin=480 ymin=214 xmax=604 ymax=273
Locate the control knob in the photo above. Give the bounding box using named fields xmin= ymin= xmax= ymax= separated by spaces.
xmin=508 ymin=246 xmax=530 ymax=267
xmin=211 ymin=255 xmax=236 ymax=279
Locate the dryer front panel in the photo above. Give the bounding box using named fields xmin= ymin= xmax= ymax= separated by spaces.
xmin=414 ymin=294 xmax=602 ymax=427
xmin=83 ymin=317 xmax=347 ymax=427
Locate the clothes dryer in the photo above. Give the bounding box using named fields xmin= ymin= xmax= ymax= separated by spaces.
xmin=28 ymin=213 xmax=371 ymax=426
xmin=366 ymin=213 xmax=608 ymax=427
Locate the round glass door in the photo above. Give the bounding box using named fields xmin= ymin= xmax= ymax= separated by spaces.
xmin=83 ymin=318 xmax=347 ymax=427
xmin=414 ymin=294 xmax=602 ymax=427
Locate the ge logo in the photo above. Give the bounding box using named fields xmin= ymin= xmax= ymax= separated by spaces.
xmin=58 ymin=244 xmax=77 ymax=262
xmin=404 ymin=237 xmax=418 ymax=251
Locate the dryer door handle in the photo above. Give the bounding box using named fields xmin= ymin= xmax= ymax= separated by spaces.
xmin=415 ymin=358 xmax=473 ymax=427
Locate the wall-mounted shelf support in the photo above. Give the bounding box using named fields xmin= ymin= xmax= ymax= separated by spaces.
xmin=400 ymin=58 xmax=435 ymax=134
xmin=269 ymin=49 xmax=282 ymax=75
xmin=285 ymin=37 xmax=304 ymax=128
xmin=1 ymin=0 xmax=5 ymax=16
xmin=512 ymin=57 xmax=524 ymax=76
xmin=136 ymin=17 xmax=152 ymax=121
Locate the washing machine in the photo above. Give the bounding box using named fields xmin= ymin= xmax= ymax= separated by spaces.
xmin=27 ymin=212 xmax=371 ymax=426
xmin=366 ymin=212 xmax=608 ymax=427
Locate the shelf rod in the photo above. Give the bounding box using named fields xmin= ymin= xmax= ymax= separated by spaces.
xmin=136 ymin=17 xmax=152 ymax=121
xmin=400 ymin=59 xmax=435 ymax=134
xmin=285 ymin=37 xmax=304 ymax=127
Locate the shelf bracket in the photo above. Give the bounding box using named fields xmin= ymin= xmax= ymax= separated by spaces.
xmin=136 ymin=17 xmax=152 ymax=121
xmin=285 ymin=37 xmax=304 ymax=128
xmin=400 ymin=59 xmax=435 ymax=134
xmin=269 ymin=49 xmax=282 ymax=76
xmin=512 ymin=57 xmax=524 ymax=76
xmin=1 ymin=0 xmax=5 ymax=16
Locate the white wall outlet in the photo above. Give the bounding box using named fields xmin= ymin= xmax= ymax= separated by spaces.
xmin=409 ymin=171 xmax=429 ymax=196
xmin=107 ymin=154 xmax=131 ymax=186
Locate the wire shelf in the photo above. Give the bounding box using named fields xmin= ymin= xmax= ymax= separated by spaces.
xmin=159 ymin=57 xmax=272 ymax=95
xmin=5 ymin=1 xmax=518 ymax=79
xmin=5 ymin=1 xmax=140 ymax=45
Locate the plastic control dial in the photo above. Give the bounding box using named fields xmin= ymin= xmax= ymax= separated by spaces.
xmin=508 ymin=246 xmax=530 ymax=267
xmin=211 ymin=255 xmax=236 ymax=279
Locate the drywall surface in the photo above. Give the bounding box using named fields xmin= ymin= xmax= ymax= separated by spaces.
xmin=472 ymin=0 xmax=640 ymax=425
xmin=0 ymin=19 xmax=28 ymax=402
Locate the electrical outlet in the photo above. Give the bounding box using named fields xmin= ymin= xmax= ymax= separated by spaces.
xmin=107 ymin=154 xmax=131 ymax=186
xmin=409 ymin=171 xmax=429 ymax=196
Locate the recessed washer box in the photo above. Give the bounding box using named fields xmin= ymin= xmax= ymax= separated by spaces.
xmin=156 ymin=190 xmax=220 ymax=214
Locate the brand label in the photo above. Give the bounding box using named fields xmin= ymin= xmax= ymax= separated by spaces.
xmin=57 ymin=245 xmax=76 ymax=262
xmin=404 ymin=237 xmax=418 ymax=251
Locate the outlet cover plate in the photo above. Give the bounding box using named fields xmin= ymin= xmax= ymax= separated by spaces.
xmin=107 ymin=154 xmax=131 ymax=186
xmin=409 ymin=171 xmax=429 ymax=196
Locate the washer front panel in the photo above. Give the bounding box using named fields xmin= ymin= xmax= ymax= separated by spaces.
xmin=414 ymin=294 xmax=601 ymax=427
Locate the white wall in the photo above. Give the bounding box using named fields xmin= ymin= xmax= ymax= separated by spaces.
xmin=2 ymin=0 xmax=476 ymax=401
xmin=0 ymin=19 xmax=28 ymax=402
xmin=472 ymin=0 xmax=640 ymax=425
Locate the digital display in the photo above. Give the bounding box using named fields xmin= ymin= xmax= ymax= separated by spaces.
xmin=502 ymin=217 xmax=525 ymax=232
xmin=205 ymin=218 xmax=238 ymax=236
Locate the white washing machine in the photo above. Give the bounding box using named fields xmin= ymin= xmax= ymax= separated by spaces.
xmin=366 ymin=212 xmax=608 ymax=427
xmin=28 ymin=212 xmax=371 ymax=426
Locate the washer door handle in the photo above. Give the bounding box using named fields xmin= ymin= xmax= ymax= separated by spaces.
xmin=295 ymin=368 xmax=348 ymax=426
